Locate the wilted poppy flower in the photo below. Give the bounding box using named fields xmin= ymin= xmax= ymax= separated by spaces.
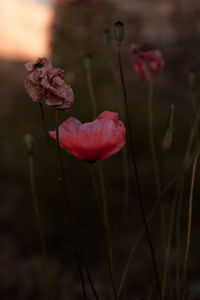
xmin=130 ymin=44 xmax=164 ymax=81
xmin=24 ymin=57 xmax=74 ymax=111
xmin=49 ymin=111 xmax=126 ymax=162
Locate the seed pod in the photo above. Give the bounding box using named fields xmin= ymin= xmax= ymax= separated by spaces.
xmin=113 ymin=20 xmax=124 ymax=43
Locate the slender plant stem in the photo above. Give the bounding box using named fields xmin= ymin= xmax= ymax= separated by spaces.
xmin=39 ymin=102 xmax=56 ymax=161
xmin=161 ymin=179 xmax=180 ymax=299
xmin=184 ymin=109 xmax=200 ymax=165
xmin=116 ymin=42 xmax=163 ymax=300
xmin=118 ymin=186 xmax=167 ymax=297
xmin=55 ymin=110 xmax=66 ymax=186
xmin=85 ymin=59 xmax=97 ymax=117
xmin=55 ymin=110 xmax=94 ymax=300
xmin=148 ymin=76 xmax=161 ymax=197
xmin=104 ymin=44 xmax=129 ymax=222
xmin=90 ymin=164 xmax=117 ymax=300
xmin=39 ymin=103 xmax=51 ymax=144
xmin=28 ymin=155 xmax=54 ymax=300
xmin=176 ymin=177 xmax=184 ymax=300
xmin=182 ymin=147 xmax=200 ymax=300
xmin=84 ymin=59 xmax=109 ymax=224
xmin=77 ymin=240 xmax=100 ymax=300
xmin=74 ymin=242 xmax=88 ymax=300
xmin=38 ymin=105 xmax=98 ymax=299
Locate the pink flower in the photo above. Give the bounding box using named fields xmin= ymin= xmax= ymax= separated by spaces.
xmin=24 ymin=57 xmax=74 ymax=111
xmin=49 ymin=111 xmax=126 ymax=162
xmin=130 ymin=44 xmax=164 ymax=81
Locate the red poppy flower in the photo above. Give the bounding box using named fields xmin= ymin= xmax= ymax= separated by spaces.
xmin=24 ymin=57 xmax=74 ymax=111
xmin=130 ymin=44 xmax=164 ymax=81
xmin=49 ymin=111 xmax=126 ymax=162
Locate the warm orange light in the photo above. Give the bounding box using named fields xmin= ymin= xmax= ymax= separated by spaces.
xmin=0 ymin=0 xmax=54 ymax=61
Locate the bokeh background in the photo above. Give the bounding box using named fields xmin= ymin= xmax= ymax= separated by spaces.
xmin=1 ymin=0 xmax=200 ymax=299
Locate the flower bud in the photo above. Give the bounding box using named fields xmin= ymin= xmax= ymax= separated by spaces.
xmin=162 ymin=105 xmax=174 ymax=152
xmin=24 ymin=134 xmax=35 ymax=155
xmin=113 ymin=20 xmax=124 ymax=43
xmin=102 ymin=29 xmax=111 ymax=45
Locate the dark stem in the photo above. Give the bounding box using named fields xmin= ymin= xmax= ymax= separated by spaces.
xmin=55 ymin=109 xmax=66 ymax=186
xmin=39 ymin=102 xmax=51 ymax=145
xmin=55 ymin=110 xmax=94 ymax=300
xmin=116 ymin=42 xmax=163 ymax=300
xmin=91 ymin=164 xmax=118 ymax=300
xmin=182 ymin=147 xmax=200 ymax=300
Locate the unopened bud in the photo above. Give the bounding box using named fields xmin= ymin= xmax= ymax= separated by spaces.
xmin=103 ymin=29 xmax=111 ymax=45
xmin=113 ymin=20 xmax=124 ymax=43
xmin=162 ymin=105 xmax=174 ymax=152
xmin=84 ymin=54 xmax=92 ymax=70
xmin=24 ymin=134 xmax=34 ymax=155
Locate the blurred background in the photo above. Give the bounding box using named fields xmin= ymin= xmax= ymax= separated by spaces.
xmin=1 ymin=0 xmax=200 ymax=299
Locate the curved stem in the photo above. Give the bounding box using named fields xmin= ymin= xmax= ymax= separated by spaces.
xmin=91 ymin=164 xmax=117 ymax=300
xmin=28 ymin=155 xmax=54 ymax=300
xmin=182 ymin=147 xmax=200 ymax=300
xmin=116 ymin=42 xmax=163 ymax=300
xmin=148 ymin=76 xmax=161 ymax=197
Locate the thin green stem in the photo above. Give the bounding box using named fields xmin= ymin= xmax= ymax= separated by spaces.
xmin=161 ymin=179 xmax=180 ymax=299
xmin=176 ymin=177 xmax=184 ymax=300
xmin=91 ymin=164 xmax=117 ymax=300
xmin=148 ymin=76 xmax=161 ymax=197
xmin=182 ymin=147 xmax=200 ymax=300
xmin=116 ymin=42 xmax=163 ymax=300
xmin=28 ymin=155 xmax=54 ymax=300
xmin=85 ymin=60 xmax=97 ymax=117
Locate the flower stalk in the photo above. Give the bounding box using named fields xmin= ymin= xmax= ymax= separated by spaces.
xmin=114 ymin=21 xmax=163 ymax=300
xmin=91 ymin=164 xmax=117 ymax=300
xmin=182 ymin=146 xmax=200 ymax=300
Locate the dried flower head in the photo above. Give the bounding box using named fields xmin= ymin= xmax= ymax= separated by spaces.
xmin=24 ymin=57 xmax=74 ymax=111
